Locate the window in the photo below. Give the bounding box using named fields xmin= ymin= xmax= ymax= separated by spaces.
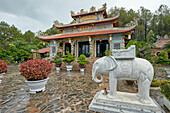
xmin=155 ymin=51 xmax=161 ymax=57
xmin=52 ymin=46 xmax=56 ymax=53
xmin=113 ymin=43 xmax=121 ymax=49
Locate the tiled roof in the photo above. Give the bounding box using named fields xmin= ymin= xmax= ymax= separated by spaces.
xmin=154 ymin=38 xmax=170 ymax=48
xmin=33 ymin=47 xmax=50 ymax=53
xmin=39 ymin=27 xmax=136 ymax=40
xmin=33 ymin=47 xmax=63 ymax=53
xmin=56 ymin=17 xmax=118 ymax=28
xmin=71 ymin=8 xmax=106 ymax=17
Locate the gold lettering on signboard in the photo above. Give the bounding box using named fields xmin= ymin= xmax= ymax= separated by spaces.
xmin=80 ymin=15 xmax=97 ymax=22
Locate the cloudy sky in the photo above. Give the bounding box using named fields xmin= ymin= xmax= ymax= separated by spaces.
xmin=0 ymin=0 xmax=169 ymax=33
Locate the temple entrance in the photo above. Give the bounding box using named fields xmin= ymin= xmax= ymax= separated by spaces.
xmin=65 ymin=43 xmax=71 ymax=55
xmin=78 ymin=41 xmax=90 ymax=57
xmin=96 ymin=40 xmax=110 ymax=57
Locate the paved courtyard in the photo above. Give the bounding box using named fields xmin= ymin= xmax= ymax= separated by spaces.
xmin=0 ymin=64 xmax=169 ymax=113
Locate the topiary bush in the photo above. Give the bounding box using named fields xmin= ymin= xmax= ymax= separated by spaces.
xmin=20 ymin=59 xmax=53 ymax=81
xmin=77 ymin=54 xmax=88 ymax=67
xmin=62 ymin=52 xmax=76 ymax=65
xmin=51 ymin=55 xmax=62 ymax=67
xmin=160 ymin=80 xmax=170 ymax=100
xmin=0 ymin=60 xmax=8 ymax=73
xmin=151 ymin=79 xmax=161 ymax=87
xmin=156 ymin=51 xmax=169 ymax=65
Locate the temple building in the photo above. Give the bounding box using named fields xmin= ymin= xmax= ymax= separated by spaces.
xmin=38 ymin=4 xmax=137 ymax=58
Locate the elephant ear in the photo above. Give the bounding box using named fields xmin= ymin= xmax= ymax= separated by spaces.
xmin=105 ymin=56 xmax=117 ymax=71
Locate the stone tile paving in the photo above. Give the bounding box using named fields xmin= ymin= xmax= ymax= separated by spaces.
xmin=0 ymin=64 xmax=169 ymax=113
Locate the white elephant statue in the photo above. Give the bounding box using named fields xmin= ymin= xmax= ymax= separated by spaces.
xmin=92 ymin=46 xmax=154 ymax=104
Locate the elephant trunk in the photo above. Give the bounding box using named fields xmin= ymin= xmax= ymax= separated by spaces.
xmin=92 ymin=66 xmax=103 ymax=83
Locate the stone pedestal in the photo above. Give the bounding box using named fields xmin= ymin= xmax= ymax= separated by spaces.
xmin=89 ymin=90 xmax=164 ymax=113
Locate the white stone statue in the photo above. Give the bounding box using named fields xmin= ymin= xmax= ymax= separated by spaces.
xmin=92 ymin=45 xmax=154 ymax=104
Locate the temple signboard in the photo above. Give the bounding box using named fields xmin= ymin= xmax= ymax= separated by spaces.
xmin=80 ymin=15 xmax=98 ymax=22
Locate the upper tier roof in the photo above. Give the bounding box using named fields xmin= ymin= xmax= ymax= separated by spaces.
xmin=39 ymin=26 xmax=136 ymax=41
xmin=55 ymin=16 xmax=119 ymax=29
xmin=71 ymin=8 xmax=107 ymax=18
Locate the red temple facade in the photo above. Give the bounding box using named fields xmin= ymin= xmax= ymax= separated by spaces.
xmin=38 ymin=4 xmax=137 ymax=58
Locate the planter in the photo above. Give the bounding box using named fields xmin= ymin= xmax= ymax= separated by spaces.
xmin=165 ymin=69 xmax=170 ymax=78
xmin=0 ymin=72 xmax=5 ymax=83
xmin=126 ymin=80 xmax=134 ymax=85
xmin=0 ymin=72 xmax=5 ymax=78
xmin=79 ymin=65 xmax=86 ymax=72
xmin=56 ymin=67 xmax=60 ymax=71
xmin=80 ymin=68 xmax=85 ymax=72
xmin=66 ymin=65 xmax=73 ymax=71
xmin=25 ymin=77 xmax=49 ymax=94
xmin=163 ymin=95 xmax=170 ymax=111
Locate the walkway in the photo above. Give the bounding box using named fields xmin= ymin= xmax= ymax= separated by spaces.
xmin=0 ymin=64 xmax=169 ymax=113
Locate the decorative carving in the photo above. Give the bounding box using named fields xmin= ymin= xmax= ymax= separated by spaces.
xmin=53 ymin=20 xmax=63 ymax=26
xmin=102 ymin=3 xmax=107 ymax=9
xmin=90 ymin=6 xmax=96 ymax=12
xmin=80 ymin=9 xmax=84 ymax=14
xmin=125 ymin=17 xmax=138 ymax=27
xmin=70 ymin=10 xmax=75 ymax=15
xmin=111 ymin=9 xmax=120 ymax=17
xmin=36 ymin=30 xmax=46 ymax=36
xmin=92 ymin=45 xmax=154 ymax=104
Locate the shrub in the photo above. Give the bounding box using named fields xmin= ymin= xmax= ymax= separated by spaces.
xmin=77 ymin=54 xmax=88 ymax=66
xmin=156 ymin=51 xmax=169 ymax=65
xmin=51 ymin=55 xmax=62 ymax=67
xmin=88 ymin=52 xmax=92 ymax=55
xmin=151 ymin=79 xmax=160 ymax=87
xmin=62 ymin=52 xmax=75 ymax=65
xmin=0 ymin=60 xmax=8 ymax=73
xmin=20 ymin=59 xmax=53 ymax=81
xmin=160 ymin=80 xmax=170 ymax=100
xmin=105 ymin=50 xmax=110 ymax=56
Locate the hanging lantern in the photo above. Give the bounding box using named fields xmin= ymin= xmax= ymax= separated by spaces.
xmin=99 ymin=39 xmax=102 ymax=42
xmin=63 ymin=42 xmax=66 ymax=44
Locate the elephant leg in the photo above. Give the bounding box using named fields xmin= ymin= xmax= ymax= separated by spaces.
xmin=138 ymin=73 xmax=151 ymax=104
xmin=107 ymin=76 xmax=117 ymax=99
xmin=136 ymin=79 xmax=141 ymax=98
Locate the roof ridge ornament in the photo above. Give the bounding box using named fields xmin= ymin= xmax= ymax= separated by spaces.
xmin=70 ymin=11 xmax=75 ymax=15
xmin=90 ymin=6 xmax=96 ymax=12
xmin=125 ymin=17 xmax=138 ymax=27
xmin=110 ymin=9 xmax=120 ymax=18
xmin=102 ymin=3 xmax=107 ymax=9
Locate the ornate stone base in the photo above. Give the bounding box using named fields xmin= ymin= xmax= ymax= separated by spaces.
xmin=89 ymin=90 xmax=164 ymax=113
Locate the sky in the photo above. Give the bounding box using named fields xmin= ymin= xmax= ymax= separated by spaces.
xmin=0 ymin=0 xmax=169 ymax=33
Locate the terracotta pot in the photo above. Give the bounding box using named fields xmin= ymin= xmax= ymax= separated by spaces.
xmin=79 ymin=65 xmax=86 ymax=68
xmin=55 ymin=64 xmax=61 ymax=67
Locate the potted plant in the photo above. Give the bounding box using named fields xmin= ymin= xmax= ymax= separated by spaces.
xmin=20 ymin=59 xmax=53 ymax=94
xmin=51 ymin=55 xmax=62 ymax=71
xmin=160 ymin=80 xmax=170 ymax=110
xmin=77 ymin=54 xmax=89 ymax=72
xmin=0 ymin=60 xmax=7 ymax=82
xmin=62 ymin=52 xmax=76 ymax=71
xmin=88 ymin=52 xmax=92 ymax=59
